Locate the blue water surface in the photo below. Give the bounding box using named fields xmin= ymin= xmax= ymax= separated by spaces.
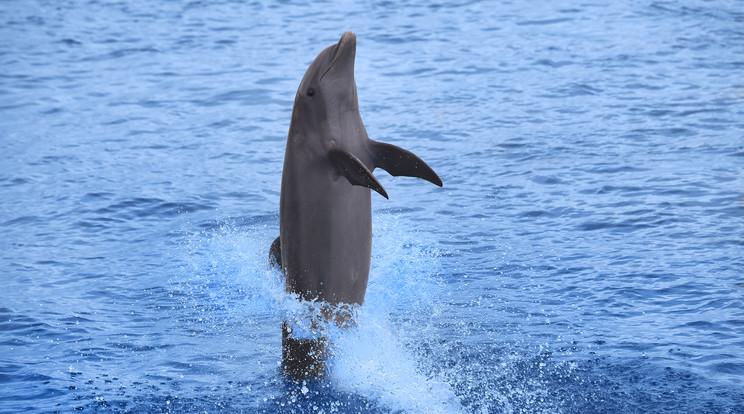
xmin=1 ymin=0 xmax=743 ymax=412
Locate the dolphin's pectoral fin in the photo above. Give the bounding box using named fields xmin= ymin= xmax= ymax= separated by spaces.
xmin=269 ymin=236 xmax=282 ymax=269
xmin=370 ymin=141 xmax=443 ymax=187
xmin=329 ymin=148 xmax=389 ymax=199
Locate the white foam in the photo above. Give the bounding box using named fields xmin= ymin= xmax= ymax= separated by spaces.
xmin=325 ymin=215 xmax=465 ymax=413
xmin=181 ymin=215 xmax=465 ymax=412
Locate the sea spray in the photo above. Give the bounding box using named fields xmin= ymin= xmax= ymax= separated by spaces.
xmin=177 ymin=215 xmax=465 ymax=412
xmin=324 ymin=214 xmax=465 ymax=413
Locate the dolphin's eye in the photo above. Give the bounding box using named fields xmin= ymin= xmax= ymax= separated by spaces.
xmin=306 ymin=87 xmax=316 ymax=97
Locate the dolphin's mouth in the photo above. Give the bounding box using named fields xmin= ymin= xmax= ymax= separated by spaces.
xmin=320 ymin=31 xmax=356 ymax=82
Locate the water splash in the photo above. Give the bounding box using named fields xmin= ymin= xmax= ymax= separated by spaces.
xmin=327 ymin=215 xmax=465 ymax=413
xmin=176 ymin=214 xmax=465 ymax=412
xmin=329 ymin=312 xmax=464 ymax=414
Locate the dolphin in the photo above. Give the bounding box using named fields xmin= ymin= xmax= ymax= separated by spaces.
xmin=271 ymin=31 xmax=442 ymax=379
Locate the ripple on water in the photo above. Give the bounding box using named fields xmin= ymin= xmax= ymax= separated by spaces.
xmin=1 ymin=0 xmax=743 ymax=412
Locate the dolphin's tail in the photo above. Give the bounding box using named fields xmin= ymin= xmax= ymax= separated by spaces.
xmin=272 ymin=238 xmax=327 ymax=379
xmin=282 ymin=322 xmax=327 ymax=380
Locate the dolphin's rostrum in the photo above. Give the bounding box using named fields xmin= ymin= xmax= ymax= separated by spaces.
xmin=272 ymin=31 xmax=442 ymax=379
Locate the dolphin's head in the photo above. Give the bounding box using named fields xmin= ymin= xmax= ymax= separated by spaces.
xmin=289 ymin=31 xmax=362 ymax=147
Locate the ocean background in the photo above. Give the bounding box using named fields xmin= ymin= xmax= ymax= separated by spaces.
xmin=1 ymin=0 xmax=743 ymax=412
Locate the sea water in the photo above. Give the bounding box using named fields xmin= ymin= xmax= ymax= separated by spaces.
xmin=1 ymin=0 xmax=743 ymax=412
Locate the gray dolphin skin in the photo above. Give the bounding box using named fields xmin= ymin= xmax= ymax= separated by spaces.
xmin=272 ymin=31 xmax=442 ymax=380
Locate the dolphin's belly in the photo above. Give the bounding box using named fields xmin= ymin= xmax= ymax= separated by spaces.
xmin=280 ymin=168 xmax=372 ymax=305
